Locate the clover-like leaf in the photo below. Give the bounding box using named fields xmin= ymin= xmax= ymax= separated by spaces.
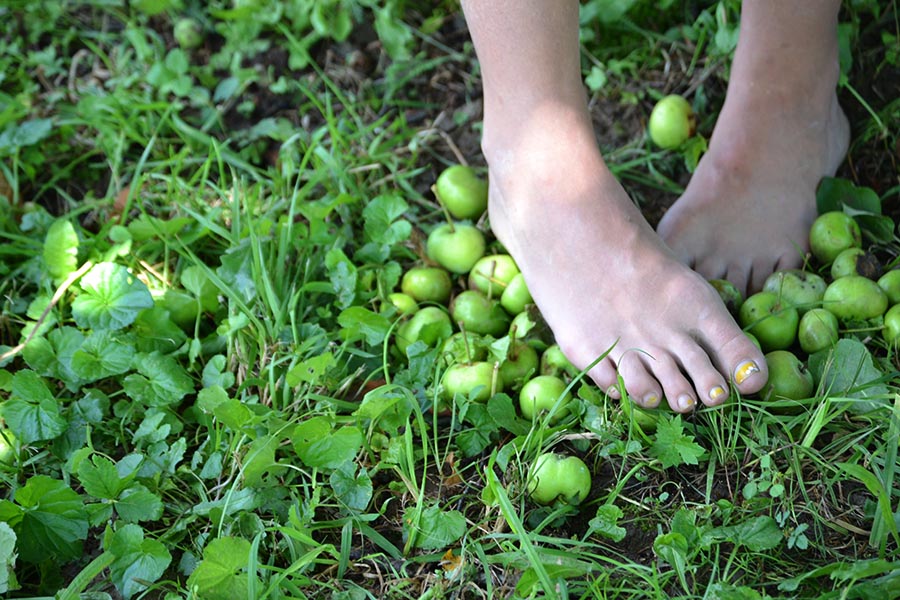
xmin=72 ymin=262 xmax=153 ymax=331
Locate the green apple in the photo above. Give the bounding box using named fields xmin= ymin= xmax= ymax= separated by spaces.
xmin=426 ymin=223 xmax=486 ymax=274
xmin=808 ymin=211 xmax=862 ymax=265
xmin=450 ymin=290 xmax=511 ymax=337
xmin=468 ymin=254 xmax=520 ymax=296
xmin=527 ymin=453 xmax=592 ymax=506
xmin=401 ymin=267 xmax=452 ymax=304
xmin=762 ymin=350 xmax=814 ymax=400
xmin=500 ymin=273 xmax=533 ymax=315
xmin=648 ymin=94 xmax=696 ymax=149
xmin=510 ymin=310 xmax=551 ymax=351
xmin=823 ymin=275 xmax=889 ymax=322
xmin=395 ymin=306 xmax=453 ymax=355
xmin=498 ymin=339 xmax=539 ymax=390
xmin=738 ymin=291 xmax=799 ymax=352
xmin=540 ymin=344 xmax=579 ymax=379
xmin=831 ymin=248 xmax=881 ymax=280
xmin=709 ymin=278 xmax=743 ymax=315
xmin=798 ymin=308 xmax=839 ymax=354
xmin=434 ymin=165 xmax=489 ymax=220
xmin=877 ymin=270 xmax=900 ymax=305
xmin=440 ymin=331 xmax=487 ymax=365
xmin=619 ymin=394 xmax=662 ymax=433
xmin=883 ymin=304 xmax=900 ymax=345
xmin=174 ymin=17 xmax=204 ymax=49
xmin=384 ymin=292 xmax=418 ymax=316
xmin=441 ymin=361 xmax=500 ymax=402
xmin=519 ymin=375 xmax=572 ymax=422
xmin=762 ymin=269 xmax=827 ymax=314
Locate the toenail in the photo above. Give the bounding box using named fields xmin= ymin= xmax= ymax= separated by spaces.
xmin=677 ymin=394 xmax=695 ymax=411
xmin=709 ymin=386 xmax=727 ymax=403
xmin=642 ymin=394 xmax=660 ymax=408
xmin=607 ymin=385 xmax=621 ymax=399
xmin=734 ymin=361 xmax=760 ymax=385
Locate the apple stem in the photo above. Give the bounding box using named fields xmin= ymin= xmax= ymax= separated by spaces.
xmin=490 ymin=361 xmax=500 ymax=397
xmin=431 ymin=184 xmax=455 ymax=233
xmin=486 ymin=260 xmax=497 ymax=301
xmin=507 ymin=326 xmax=519 ymax=361
xmin=459 ymin=321 xmax=473 ymax=364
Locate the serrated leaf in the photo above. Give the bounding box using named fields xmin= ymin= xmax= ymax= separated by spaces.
xmin=649 ymin=415 xmax=705 ymax=468
xmin=403 ymin=504 xmax=466 ymax=550
xmin=72 ymin=262 xmax=154 ymax=331
xmin=78 ymin=454 xmax=126 ymax=500
xmin=291 ymin=418 xmax=363 ymax=469
xmin=0 ymin=475 xmax=88 ymax=563
xmin=115 ymin=485 xmax=164 ymax=523
xmin=123 ymin=352 xmax=194 ymax=407
xmin=362 ymin=193 xmax=411 ymax=246
xmin=23 ymin=327 xmax=86 ymax=389
xmin=1 ymin=370 xmax=67 ymax=443
xmin=107 ymin=524 xmax=172 ymax=600
xmin=71 ymin=331 xmax=135 ymax=382
xmin=186 ymin=537 xmax=256 ymax=600
xmin=43 ymin=219 xmax=79 ymax=282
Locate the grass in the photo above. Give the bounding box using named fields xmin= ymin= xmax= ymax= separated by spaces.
xmin=1 ymin=0 xmax=899 ymax=598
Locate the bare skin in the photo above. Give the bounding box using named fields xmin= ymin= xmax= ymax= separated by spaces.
xmin=462 ymin=1 xmax=770 ymax=412
xmin=658 ymin=2 xmax=849 ymax=295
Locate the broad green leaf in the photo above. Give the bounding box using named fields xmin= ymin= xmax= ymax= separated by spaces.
xmin=808 ymin=338 xmax=890 ymax=414
xmin=291 ymin=417 xmax=363 ymax=469
xmin=487 ymin=393 xmax=530 ymax=436
xmin=649 ymin=415 xmax=706 ymax=468
xmin=78 ymin=454 xmax=126 ymax=500
xmin=72 ymin=262 xmax=154 ymax=331
xmin=326 ymin=248 xmax=358 ymax=309
xmin=127 ymin=214 xmax=192 ymax=241
xmin=216 ymin=242 xmax=257 ymax=303
xmin=181 ymin=265 xmax=219 ymax=312
xmin=653 ymin=532 xmax=689 ymax=580
xmin=107 ymin=524 xmax=172 ymax=600
xmin=186 ymin=537 xmax=257 ymax=600
xmin=286 ymin=352 xmax=336 ymax=386
xmin=242 ymin=435 xmax=286 ymax=487
xmin=202 ymin=355 xmax=235 ymax=389
xmin=0 ymin=475 xmax=88 ymax=563
xmin=705 ymin=583 xmax=764 ymax=600
xmin=403 ymin=504 xmax=466 ymax=550
xmin=1 ymin=370 xmax=67 ymax=443
xmin=354 ymin=384 xmax=415 ymax=436
xmin=0 ymin=522 xmax=17 ymax=594
xmin=71 ymin=331 xmax=135 ymax=382
xmin=43 ymin=219 xmax=79 ymax=282
xmin=129 ymin=304 xmax=188 ymax=354
xmin=23 ymin=326 xmax=86 ymax=388
xmin=329 ymin=462 xmax=373 ymax=513
xmin=704 ymin=516 xmax=782 ymax=552
xmin=588 ymin=504 xmax=627 ymax=542
xmin=0 ymin=118 xmax=53 ymax=153
xmin=374 ymin=6 xmax=412 ymax=60
xmin=123 ymin=352 xmax=195 ymax=407
xmin=338 ymin=306 xmax=391 ymax=346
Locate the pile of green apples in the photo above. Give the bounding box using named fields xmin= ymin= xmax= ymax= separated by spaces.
xmin=387 ymin=164 xmax=592 ymax=506
xmin=717 ymin=210 xmax=900 ymax=401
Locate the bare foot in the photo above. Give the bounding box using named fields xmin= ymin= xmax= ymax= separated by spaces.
xmin=657 ymin=92 xmax=849 ymax=294
xmin=484 ymin=107 xmax=768 ymax=412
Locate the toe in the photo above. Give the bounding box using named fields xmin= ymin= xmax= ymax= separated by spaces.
xmin=616 ymin=350 xmax=663 ymax=409
xmin=587 ymin=358 xmax=620 ymax=398
xmin=672 ymin=335 xmax=730 ymax=407
xmin=750 ymin=256 xmax=778 ymax=294
xmin=712 ymin=332 xmax=769 ymax=396
xmin=725 ymin=263 xmax=752 ymax=298
xmin=695 ymin=256 xmax=727 ymax=281
xmin=642 ymin=349 xmax=697 ymax=413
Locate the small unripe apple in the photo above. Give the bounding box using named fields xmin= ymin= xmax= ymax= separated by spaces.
xmin=823 ymin=275 xmax=889 ymax=322
xmin=500 ymin=273 xmax=533 ymax=315
xmin=434 ymin=165 xmax=489 ymax=220
xmin=519 ymin=375 xmax=572 ymax=422
xmin=441 ymin=361 xmax=500 ymax=401
xmin=877 ymin=270 xmax=900 ymax=305
xmin=540 ymin=344 xmax=579 ymax=379
xmin=831 ymin=248 xmax=881 ymax=280
xmin=739 ymin=291 xmax=799 ymax=352
xmin=808 ymin=211 xmax=862 ymax=265
xmin=450 ymin=290 xmax=511 ymax=337
xmin=527 ymin=453 xmax=591 ymax=506
xmin=401 ymin=267 xmax=452 ymax=304
xmin=395 ymin=306 xmax=453 ymax=355
xmin=883 ymin=304 xmax=900 ymax=345
xmin=384 ymin=292 xmax=418 ymax=316
xmin=174 ymin=17 xmax=203 ymax=49
xmin=762 ymin=350 xmax=814 ymax=401
xmin=468 ymin=254 xmax=520 ymax=296
xmin=798 ymin=308 xmax=839 ymax=354
xmin=762 ymin=269 xmax=826 ymax=315
xmin=440 ymin=331 xmax=487 ymax=365
xmin=709 ymin=278 xmax=743 ymax=315
xmin=498 ymin=340 xmax=539 ymax=390
xmin=648 ymin=94 xmax=696 ymax=149
xmin=426 ymin=223 xmax=486 ymax=274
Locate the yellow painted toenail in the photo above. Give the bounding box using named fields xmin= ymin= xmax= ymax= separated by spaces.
xmin=677 ymin=394 xmax=695 ymax=411
xmin=709 ymin=386 xmax=727 ymax=402
xmin=643 ymin=394 xmax=660 ymax=408
xmin=734 ymin=361 xmax=760 ymax=385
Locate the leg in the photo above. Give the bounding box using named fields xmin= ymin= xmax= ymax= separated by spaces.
xmin=461 ymin=1 xmax=767 ymax=412
xmin=658 ymin=0 xmax=849 ymax=294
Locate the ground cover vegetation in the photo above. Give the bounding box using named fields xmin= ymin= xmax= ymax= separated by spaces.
xmin=1 ymin=0 xmax=899 ymax=597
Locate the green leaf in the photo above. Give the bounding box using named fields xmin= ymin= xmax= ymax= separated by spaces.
xmin=354 ymin=385 xmax=415 ymax=436
xmin=43 ymin=219 xmax=79 ymax=282
xmin=326 ymin=248 xmax=358 ymax=309
xmin=286 ymin=351 xmax=336 ymax=386
xmin=588 ymin=504 xmax=627 ymax=542
xmin=330 ymin=462 xmax=373 ymax=513
xmin=78 ymin=454 xmax=127 ymax=500
xmin=72 ymin=262 xmax=154 ymax=331
xmin=0 ymin=475 xmax=88 ymax=563
xmin=217 ymin=242 xmax=257 ymax=303
xmin=123 ymin=352 xmax=195 ymax=407
xmin=653 ymin=531 xmax=689 ymax=572
xmin=23 ymin=326 xmax=86 ymax=389
xmin=0 ymin=522 xmax=17 ymax=595
xmin=337 ymin=306 xmax=391 ymax=346
xmin=71 ymin=331 xmax=135 ymax=382
xmin=242 ymin=435 xmax=286 ymax=487
xmin=487 ymin=393 xmax=530 ymax=436
xmin=374 ymin=6 xmax=412 ymax=60
xmin=186 ymin=537 xmax=257 ymax=600
xmin=649 ymin=415 xmax=705 ymax=468
xmin=291 ymin=418 xmax=363 ymax=469
xmin=0 ymin=118 xmax=53 ymax=153
xmin=403 ymin=504 xmax=466 ymax=550
xmin=116 ymin=484 xmax=164 ymax=523
xmin=808 ymin=338 xmax=890 ymax=413
xmin=703 ymin=516 xmax=782 ymax=552
xmin=202 ymin=355 xmax=235 ymax=389
xmin=585 ymin=65 xmax=608 ymax=91
xmin=1 ymin=370 xmax=67 ymax=443
xmin=107 ymin=524 xmax=172 ymax=600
